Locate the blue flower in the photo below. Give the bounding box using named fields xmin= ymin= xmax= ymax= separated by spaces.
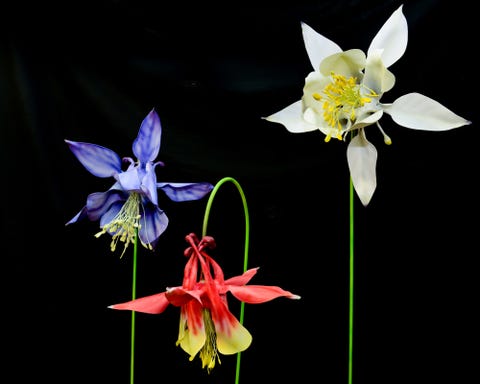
xmin=65 ymin=108 xmax=214 ymax=256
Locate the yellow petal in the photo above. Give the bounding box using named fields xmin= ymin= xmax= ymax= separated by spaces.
xmin=177 ymin=310 xmax=206 ymax=360
xmin=216 ymin=318 xmax=252 ymax=355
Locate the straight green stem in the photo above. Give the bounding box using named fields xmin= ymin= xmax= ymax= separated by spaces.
xmin=130 ymin=229 xmax=138 ymax=384
xmin=348 ymin=176 xmax=354 ymax=384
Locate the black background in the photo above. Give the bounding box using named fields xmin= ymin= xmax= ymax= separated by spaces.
xmin=1 ymin=1 xmax=476 ymax=383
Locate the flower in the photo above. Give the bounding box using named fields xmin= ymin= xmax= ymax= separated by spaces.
xmin=65 ymin=109 xmax=214 ymax=256
xmin=109 ymin=233 xmax=300 ymax=372
xmin=264 ymin=5 xmax=471 ymax=206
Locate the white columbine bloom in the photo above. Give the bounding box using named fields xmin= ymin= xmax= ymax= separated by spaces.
xmin=264 ymin=4 xmax=471 ymax=206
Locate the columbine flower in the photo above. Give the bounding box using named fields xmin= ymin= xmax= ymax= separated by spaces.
xmin=65 ymin=109 xmax=214 ymax=256
xmin=109 ymin=233 xmax=300 ymax=372
xmin=264 ymin=5 xmax=471 ymax=206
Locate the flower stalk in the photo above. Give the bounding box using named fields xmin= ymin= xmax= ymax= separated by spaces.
xmin=348 ymin=176 xmax=354 ymax=384
xmin=201 ymin=176 xmax=250 ymax=384
xmin=130 ymin=228 xmax=138 ymax=384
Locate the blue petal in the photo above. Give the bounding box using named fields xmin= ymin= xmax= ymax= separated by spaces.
xmin=140 ymin=165 xmax=159 ymax=206
xmin=138 ymin=205 xmax=169 ymax=248
xmin=86 ymin=190 xmax=127 ymax=221
xmin=99 ymin=201 xmax=123 ymax=228
xmin=115 ymin=168 xmax=142 ymax=192
xmin=133 ymin=109 xmax=161 ymax=163
xmin=157 ymin=182 xmax=214 ymax=202
xmin=65 ymin=140 xmax=122 ymax=178
xmin=66 ymin=206 xmax=88 ymax=225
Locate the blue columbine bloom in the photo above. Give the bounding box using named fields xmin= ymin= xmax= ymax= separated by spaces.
xmin=65 ymin=108 xmax=214 ymax=256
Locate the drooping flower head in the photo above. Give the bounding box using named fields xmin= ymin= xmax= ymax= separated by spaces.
xmin=65 ymin=109 xmax=214 ymax=256
xmin=264 ymin=5 xmax=471 ymax=206
xmin=109 ymin=233 xmax=300 ymax=372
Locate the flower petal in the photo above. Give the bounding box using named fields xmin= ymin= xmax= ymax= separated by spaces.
xmin=302 ymin=71 xmax=330 ymax=126
xmin=223 ymin=267 xmax=259 ymax=286
xmin=132 ymin=109 xmax=162 ymax=163
xmin=166 ymin=287 xmax=203 ymax=306
xmin=211 ymin=302 xmax=252 ymax=355
xmin=85 ymin=190 xmax=126 ymax=221
xmin=301 ymin=22 xmax=342 ymax=71
xmin=138 ymin=204 xmax=169 ymax=249
xmin=65 ymin=206 xmax=88 ymax=225
xmin=349 ymin=110 xmax=384 ymax=131
xmin=114 ymin=168 xmax=142 ymax=192
xmin=140 ymin=164 xmax=159 ymax=205
xmin=99 ymin=201 xmax=123 ymax=227
xmin=157 ymin=182 xmax=214 ymax=202
xmin=216 ymin=319 xmax=252 ymax=355
xmin=363 ymin=49 xmax=395 ymax=94
xmin=263 ymin=100 xmax=318 ymax=133
xmin=347 ymin=129 xmax=377 ymax=206
xmin=108 ymin=292 xmax=170 ymax=314
xmin=319 ymin=49 xmax=366 ymax=78
xmin=227 ymin=284 xmax=301 ymax=304
xmin=382 ymin=93 xmax=472 ymax=131
xmin=178 ymin=303 xmax=206 ymax=359
xmin=65 ymin=140 xmax=122 ymax=177
xmin=367 ymin=5 xmax=408 ymax=68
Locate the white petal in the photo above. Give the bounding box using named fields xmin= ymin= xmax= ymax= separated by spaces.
xmin=382 ymin=93 xmax=472 ymax=131
xmin=302 ymin=106 xmax=339 ymax=138
xmin=349 ymin=110 xmax=384 ymax=131
xmin=319 ymin=49 xmax=366 ymax=78
xmin=263 ymin=100 xmax=318 ymax=133
xmin=363 ymin=49 xmax=395 ymax=94
xmin=367 ymin=5 xmax=408 ymax=68
xmin=347 ymin=130 xmax=377 ymax=206
xmin=301 ymin=22 xmax=342 ymax=71
xmin=302 ymin=71 xmax=330 ymax=119
xmin=303 ymin=70 xmax=330 ymax=94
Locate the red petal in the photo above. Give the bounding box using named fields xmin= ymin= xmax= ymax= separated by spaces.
xmin=223 ymin=267 xmax=259 ymax=286
xmin=109 ymin=292 xmax=169 ymax=314
xmin=166 ymin=287 xmax=202 ymax=306
xmin=227 ymin=285 xmax=300 ymax=304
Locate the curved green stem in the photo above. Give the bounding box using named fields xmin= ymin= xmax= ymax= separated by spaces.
xmin=130 ymin=229 xmax=138 ymax=384
xmin=348 ymin=176 xmax=354 ymax=384
xmin=201 ymin=176 xmax=250 ymax=384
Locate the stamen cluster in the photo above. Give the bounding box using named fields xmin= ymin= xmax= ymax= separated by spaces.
xmin=95 ymin=192 xmax=148 ymax=257
xmin=313 ymin=73 xmax=374 ymax=141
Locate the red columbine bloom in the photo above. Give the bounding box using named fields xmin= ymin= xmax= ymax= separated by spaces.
xmin=109 ymin=233 xmax=300 ymax=372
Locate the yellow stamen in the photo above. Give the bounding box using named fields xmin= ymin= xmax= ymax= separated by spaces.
xmin=313 ymin=72 xmax=378 ymax=140
xmin=376 ymin=122 xmax=392 ymax=145
xmin=199 ymin=309 xmax=221 ymax=373
xmin=95 ymin=192 xmax=149 ymax=257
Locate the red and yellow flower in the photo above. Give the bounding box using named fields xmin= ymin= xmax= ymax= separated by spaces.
xmin=109 ymin=233 xmax=300 ymax=371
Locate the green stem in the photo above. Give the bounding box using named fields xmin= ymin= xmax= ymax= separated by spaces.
xmin=201 ymin=176 xmax=250 ymax=384
xmin=130 ymin=229 xmax=138 ymax=384
xmin=348 ymin=176 xmax=354 ymax=384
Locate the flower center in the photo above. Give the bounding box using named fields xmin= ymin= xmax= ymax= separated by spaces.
xmin=313 ymin=73 xmax=375 ymax=142
xmin=95 ymin=192 xmax=144 ymax=257
xmin=199 ymin=309 xmax=221 ymax=373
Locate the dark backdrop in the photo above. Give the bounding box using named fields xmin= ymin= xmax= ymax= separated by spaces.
xmin=1 ymin=1 xmax=476 ymax=383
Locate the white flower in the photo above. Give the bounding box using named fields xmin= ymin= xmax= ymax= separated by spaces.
xmin=264 ymin=5 xmax=471 ymax=206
